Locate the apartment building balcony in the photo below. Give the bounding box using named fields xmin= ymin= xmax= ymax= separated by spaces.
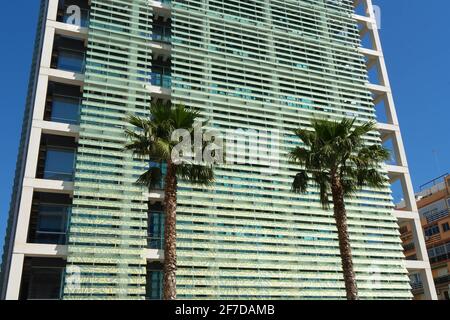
xmin=150 ymin=73 xmax=172 ymax=88
xmin=153 ymin=24 xmax=171 ymax=44
xmin=428 ymin=242 xmax=450 ymax=264
xmin=147 ymin=58 xmax=171 ymax=98
xmin=424 ymin=208 xmax=449 ymax=224
xmin=435 ymin=274 xmax=450 ymax=286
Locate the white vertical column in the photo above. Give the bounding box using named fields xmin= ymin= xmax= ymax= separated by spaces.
xmin=13 ymin=187 xmax=35 ymax=245
xmin=4 ymin=0 xmax=59 ymax=300
xmin=355 ymin=0 xmax=438 ymax=300
xmin=5 ymin=254 xmax=25 ymax=300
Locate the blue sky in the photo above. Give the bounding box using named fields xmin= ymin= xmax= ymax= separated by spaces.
xmin=0 ymin=1 xmax=448 ymax=252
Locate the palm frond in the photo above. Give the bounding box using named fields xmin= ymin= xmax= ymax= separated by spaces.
xmin=177 ymin=163 xmax=215 ymax=186
xmin=136 ymin=166 xmax=163 ymax=189
xmin=292 ymin=170 xmax=309 ymax=193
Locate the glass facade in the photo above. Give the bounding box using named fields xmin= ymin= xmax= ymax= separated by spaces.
xmin=63 ymin=0 xmax=153 ymax=299
xmin=1 ymin=0 xmax=416 ymax=301
xmin=170 ymin=0 xmax=411 ymax=299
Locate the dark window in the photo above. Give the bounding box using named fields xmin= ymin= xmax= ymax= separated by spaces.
xmin=51 ymin=95 xmax=80 ymax=124
xmin=148 ymin=204 xmax=164 ymax=250
xmin=57 ymin=49 xmax=85 ymax=73
xmin=146 ymin=262 xmax=163 ymax=300
xmin=44 ymin=147 xmax=75 ymax=181
xmin=442 ymin=222 xmax=450 ymax=232
xmin=35 ymin=205 xmax=69 ymax=244
xmin=19 ymin=258 xmax=65 ymax=300
xmin=424 ymin=225 xmax=440 ymax=237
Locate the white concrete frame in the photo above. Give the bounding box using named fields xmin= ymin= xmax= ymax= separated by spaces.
xmin=3 ymin=0 xmax=84 ymax=300
xmin=3 ymin=0 xmax=170 ymax=300
xmin=6 ymin=0 xmax=434 ymax=301
xmin=354 ymin=0 xmax=437 ymax=300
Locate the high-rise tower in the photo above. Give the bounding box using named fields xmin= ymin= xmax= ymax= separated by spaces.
xmin=1 ymin=0 xmax=436 ymax=300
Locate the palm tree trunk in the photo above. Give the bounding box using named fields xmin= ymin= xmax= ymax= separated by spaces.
xmin=163 ymin=161 xmax=177 ymax=300
xmin=331 ymin=175 xmax=359 ymax=300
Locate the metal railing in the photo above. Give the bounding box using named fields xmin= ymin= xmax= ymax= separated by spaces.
xmin=150 ymin=73 xmax=172 ymax=88
xmin=425 ymin=208 xmax=449 ymax=224
xmin=410 ymin=282 xmax=424 ymax=290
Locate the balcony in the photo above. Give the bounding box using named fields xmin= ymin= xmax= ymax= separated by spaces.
xmin=434 ymin=275 xmax=450 ymax=286
xmin=153 ymin=24 xmax=171 ymax=43
xmin=411 ymin=281 xmax=424 ymax=291
xmin=150 ymin=73 xmax=172 ymax=88
xmin=424 ymin=209 xmax=449 ymax=224
xmin=36 ymin=135 xmax=77 ymax=182
xmin=151 ymin=62 xmax=171 ymax=88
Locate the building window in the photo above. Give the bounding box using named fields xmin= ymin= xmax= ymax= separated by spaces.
xmin=147 ymin=263 xmax=163 ymax=300
xmin=27 ymin=267 xmax=64 ymax=300
xmin=424 ymin=225 xmax=440 ymax=237
xmin=442 ymin=222 xmax=450 ymax=232
xmin=148 ymin=210 xmax=164 ymax=250
xmin=51 ymin=95 xmax=80 ymax=124
xmin=44 ymin=147 xmax=75 ymax=181
xmin=20 ymin=258 xmax=66 ymax=300
xmin=34 ymin=204 xmax=69 ymax=245
xmin=57 ymin=49 xmax=85 ymax=73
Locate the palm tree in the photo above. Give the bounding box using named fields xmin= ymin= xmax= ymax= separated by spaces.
xmin=125 ymin=102 xmax=215 ymax=300
xmin=289 ymin=118 xmax=390 ymax=300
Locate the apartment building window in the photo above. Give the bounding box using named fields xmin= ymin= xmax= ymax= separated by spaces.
xmin=424 ymin=225 xmax=440 ymax=237
xmin=27 ymin=267 xmax=64 ymax=300
xmin=57 ymin=49 xmax=85 ymax=73
xmin=147 ymin=263 xmax=163 ymax=300
xmin=51 ymin=95 xmax=80 ymax=124
xmin=442 ymin=222 xmax=450 ymax=232
xmin=43 ymin=147 xmax=76 ymax=181
xmin=153 ymin=24 xmax=171 ymax=43
xmin=428 ymin=242 xmax=450 ymax=263
xmin=148 ymin=205 xmax=164 ymax=250
xmin=34 ymin=204 xmax=69 ymax=245
xmin=19 ymin=258 xmax=65 ymax=300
